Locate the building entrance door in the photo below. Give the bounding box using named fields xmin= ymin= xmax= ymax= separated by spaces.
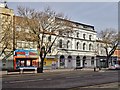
xmin=76 ymin=56 xmax=81 ymax=67
xmin=83 ymin=56 xmax=86 ymax=68
xmin=67 ymin=56 xmax=72 ymax=68
xmin=60 ymin=55 xmax=65 ymax=68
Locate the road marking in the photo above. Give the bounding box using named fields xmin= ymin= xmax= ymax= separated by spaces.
xmin=4 ymin=79 xmax=43 ymax=84
xmin=27 ymin=79 xmax=37 ymax=82
xmin=66 ymin=76 xmax=82 ymax=79
xmin=4 ymin=78 xmax=52 ymax=84
xmin=38 ymin=79 xmax=44 ymax=80
xmin=46 ymin=78 xmax=52 ymax=80
xmin=9 ymin=80 xmax=25 ymax=83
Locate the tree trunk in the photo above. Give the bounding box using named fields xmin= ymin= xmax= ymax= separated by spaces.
xmin=106 ymin=56 xmax=110 ymax=68
xmin=37 ymin=57 xmax=44 ymax=73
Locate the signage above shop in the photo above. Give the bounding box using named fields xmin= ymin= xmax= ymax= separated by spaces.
xmin=15 ymin=49 xmax=38 ymax=56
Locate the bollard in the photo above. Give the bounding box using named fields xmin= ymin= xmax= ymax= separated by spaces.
xmin=94 ymin=67 xmax=96 ymax=72
xmin=20 ymin=68 xmax=23 ymax=74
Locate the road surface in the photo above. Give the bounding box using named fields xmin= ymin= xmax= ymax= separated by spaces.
xmin=2 ymin=70 xmax=120 ymax=89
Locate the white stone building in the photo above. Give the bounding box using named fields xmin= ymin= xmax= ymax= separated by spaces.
xmin=53 ymin=21 xmax=97 ymax=69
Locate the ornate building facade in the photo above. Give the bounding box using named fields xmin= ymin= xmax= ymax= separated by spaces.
xmin=1 ymin=3 xmax=112 ymax=70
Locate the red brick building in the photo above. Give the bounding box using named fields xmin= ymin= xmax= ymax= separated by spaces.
xmin=114 ymin=45 xmax=120 ymax=65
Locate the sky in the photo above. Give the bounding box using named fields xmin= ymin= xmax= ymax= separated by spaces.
xmin=7 ymin=2 xmax=118 ymax=32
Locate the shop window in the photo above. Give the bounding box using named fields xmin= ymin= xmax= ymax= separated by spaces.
xmin=26 ymin=60 xmax=31 ymax=66
xmin=76 ymin=56 xmax=81 ymax=67
xmin=32 ymin=60 xmax=38 ymax=67
xmin=20 ymin=60 xmax=25 ymax=67
xmin=91 ymin=57 xmax=94 ymax=65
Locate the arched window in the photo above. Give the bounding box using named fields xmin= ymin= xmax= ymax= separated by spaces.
xmin=67 ymin=40 xmax=70 ymax=49
xmin=89 ymin=44 xmax=92 ymax=51
xmin=76 ymin=42 xmax=79 ymax=49
xmin=77 ymin=32 xmax=79 ymax=38
xmin=83 ymin=34 xmax=86 ymax=39
xmin=89 ymin=35 xmax=92 ymax=40
xmin=60 ymin=55 xmax=65 ymax=66
xmin=97 ymin=44 xmax=99 ymax=48
xmin=83 ymin=43 xmax=86 ymax=50
xmin=68 ymin=55 xmax=72 ymax=62
xmin=59 ymin=39 xmax=62 ymax=48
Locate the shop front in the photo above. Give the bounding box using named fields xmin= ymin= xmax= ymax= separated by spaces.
xmin=44 ymin=57 xmax=57 ymax=69
xmin=14 ymin=49 xmax=39 ymax=70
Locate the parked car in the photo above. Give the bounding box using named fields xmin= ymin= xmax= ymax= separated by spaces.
xmin=109 ymin=64 xmax=120 ymax=70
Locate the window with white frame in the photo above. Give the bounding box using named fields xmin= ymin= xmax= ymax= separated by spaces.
xmin=76 ymin=42 xmax=79 ymax=50
xmin=29 ymin=42 xmax=33 ymax=48
xmin=89 ymin=44 xmax=92 ymax=51
xmin=67 ymin=40 xmax=70 ymax=49
xmin=59 ymin=39 xmax=62 ymax=48
xmin=89 ymin=35 xmax=92 ymax=40
xmin=83 ymin=43 xmax=86 ymax=50
xmin=17 ymin=42 xmax=22 ymax=48
xmin=77 ymin=32 xmax=79 ymax=38
xmin=48 ymin=36 xmax=51 ymax=42
xmin=83 ymin=34 xmax=86 ymax=39
xmin=33 ymin=42 xmax=37 ymax=48
xmin=24 ymin=27 xmax=29 ymax=33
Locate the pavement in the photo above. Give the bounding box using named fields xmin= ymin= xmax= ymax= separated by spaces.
xmin=0 ymin=67 xmax=108 ymax=76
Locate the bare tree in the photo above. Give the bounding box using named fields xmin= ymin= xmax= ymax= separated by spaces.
xmin=99 ymin=28 xmax=119 ymax=67
xmin=0 ymin=13 xmax=14 ymax=60
xmin=17 ymin=6 xmax=73 ymax=73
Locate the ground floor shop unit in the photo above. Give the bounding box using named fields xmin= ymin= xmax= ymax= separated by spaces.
xmin=57 ymin=55 xmax=96 ymax=69
xmin=96 ymin=56 xmax=118 ymax=68
xmin=13 ymin=49 xmax=39 ymax=70
xmin=14 ymin=56 xmax=38 ymax=70
xmin=43 ymin=58 xmax=57 ymax=69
